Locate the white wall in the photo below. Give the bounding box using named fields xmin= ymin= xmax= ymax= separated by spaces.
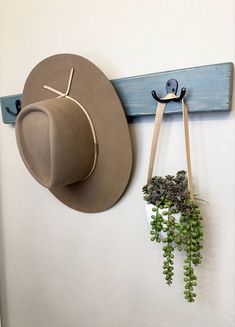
xmin=0 ymin=1 xmax=234 ymax=327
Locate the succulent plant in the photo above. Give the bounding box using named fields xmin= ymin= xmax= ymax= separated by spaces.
xmin=143 ymin=170 xmax=203 ymax=303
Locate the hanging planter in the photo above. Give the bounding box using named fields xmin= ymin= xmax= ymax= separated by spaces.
xmin=143 ymin=84 xmax=204 ymax=303
xmin=143 ymin=171 xmax=203 ymax=302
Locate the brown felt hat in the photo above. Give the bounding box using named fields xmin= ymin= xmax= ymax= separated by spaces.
xmin=15 ymin=54 xmax=133 ymax=213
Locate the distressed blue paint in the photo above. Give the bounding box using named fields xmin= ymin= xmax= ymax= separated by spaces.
xmin=0 ymin=62 xmax=233 ymax=123
xmin=1 ymin=94 xmax=21 ymax=124
xmin=112 ymin=62 xmax=233 ymax=117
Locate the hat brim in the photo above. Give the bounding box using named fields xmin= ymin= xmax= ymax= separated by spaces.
xmin=21 ymin=54 xmax=133 ymax=213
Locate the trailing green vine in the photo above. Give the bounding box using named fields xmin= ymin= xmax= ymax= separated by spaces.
xmin=143 ymin=170 xmax=203 ymax=302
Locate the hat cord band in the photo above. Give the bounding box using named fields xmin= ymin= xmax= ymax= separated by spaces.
xmin=66 ymin=95 xmax=98 ymax=180
xmin=43 ymin=68 xmax=98 ymax=181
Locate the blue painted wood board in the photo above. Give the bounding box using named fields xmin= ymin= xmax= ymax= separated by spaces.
xmin=112 ymin=62 xmax=233 ymax=117
xmin=0 ymin=94 xmax=21 ymax=124
xmin=0 ymin=62 xmax=233 ymax=124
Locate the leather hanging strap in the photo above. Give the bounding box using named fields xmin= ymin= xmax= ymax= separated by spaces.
xmin=182 ymin=99 xmax=194 ymax=202
xmin=147 ymin=101 xmax=166 ymax=184
xmin=147 ymin=94 xmax=194 ymax=202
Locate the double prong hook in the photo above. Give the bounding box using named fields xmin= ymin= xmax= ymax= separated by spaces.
xmin=152 ymin=79 xmax=186 ymax=103
xmin=5 ymin=99 xmax=21 ymax=116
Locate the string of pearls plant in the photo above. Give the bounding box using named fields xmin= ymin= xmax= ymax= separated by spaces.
xmin=143 ymin=171 xmax=203 ymax=303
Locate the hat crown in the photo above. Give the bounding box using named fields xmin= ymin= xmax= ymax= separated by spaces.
xmin=16 ymin=97 xmax=95 ymax=188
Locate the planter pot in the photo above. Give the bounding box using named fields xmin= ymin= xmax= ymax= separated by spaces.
xmin=145 ymin=202 xmax=181 ymax=239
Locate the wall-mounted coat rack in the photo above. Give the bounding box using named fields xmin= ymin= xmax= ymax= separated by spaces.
xmin=0 ymin=62 xmax=233 ymax=123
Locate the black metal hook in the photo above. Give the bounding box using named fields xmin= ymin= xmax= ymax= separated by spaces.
xmin=5 ymin=99 xmax=21 ymax=116
xmin=151 ymin=79 xmax=186 ymax=103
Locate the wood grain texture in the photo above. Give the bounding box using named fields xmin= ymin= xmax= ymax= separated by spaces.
xmin=0 ymin=62 xmax=233 ymax=123
xmin=112 ymin=62 xmax=233 ymax=117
